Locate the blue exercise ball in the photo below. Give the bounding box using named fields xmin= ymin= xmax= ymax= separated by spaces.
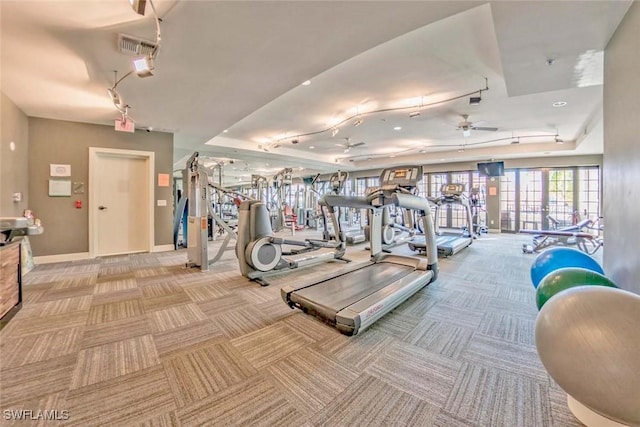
xmin=530 ymin=247 xmax=604 ymax=289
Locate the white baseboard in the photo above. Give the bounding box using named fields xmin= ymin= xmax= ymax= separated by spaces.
xmin=567 ymin=395 xmax=629 ymax=427
xmin=34 ymin=252 xmax=90 ymax=264
xmin=34 ymin=246 xmax=174 ymax=264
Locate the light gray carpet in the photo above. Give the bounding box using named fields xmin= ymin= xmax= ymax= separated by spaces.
xmin=0 ymin=232 xmax=588 ymax=426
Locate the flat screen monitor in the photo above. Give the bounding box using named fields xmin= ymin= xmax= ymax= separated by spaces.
xmin=477 ymin=161 xmax=504 ymax=177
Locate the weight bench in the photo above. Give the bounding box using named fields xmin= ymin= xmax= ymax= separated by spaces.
xmin=520 ymin=219 xmax=602 ymax=254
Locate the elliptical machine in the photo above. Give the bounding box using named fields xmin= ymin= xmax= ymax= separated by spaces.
xmin=363 ymin=186 xmax=418 ymax=251
xmin=236 ymin=200 xmax=349 ymax=286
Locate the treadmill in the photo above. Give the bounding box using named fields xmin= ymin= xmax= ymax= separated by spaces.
xmin=408 ymin=183 xmax=473 ymax=257
xmin=282 ymin=166 xmax=438 ymax=336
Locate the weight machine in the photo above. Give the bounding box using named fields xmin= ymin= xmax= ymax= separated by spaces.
xmin=251 ymin=174 xmax=270 ymax=204
xmin=272 ymin=168 xmax=303 ymax=234
xmin=181 ymin=152 xmax=238 ymax=271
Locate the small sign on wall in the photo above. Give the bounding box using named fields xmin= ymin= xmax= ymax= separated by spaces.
xmin=158 ymin=173 xmax=170 ymax=187
xmin=49 ymin=179 xmax=72 ymax=197
xmin=50 ymin=164 xmax=71 ymax=177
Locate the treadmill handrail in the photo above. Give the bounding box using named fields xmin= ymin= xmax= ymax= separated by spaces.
xmin=323 ymin=194 xmax=376 ymax=210
xmin=390 ymin=193 xmax=431 ymax=213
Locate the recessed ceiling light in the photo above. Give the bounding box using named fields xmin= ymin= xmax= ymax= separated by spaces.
xmin=265 ymin=163 xmax=269 ymax=166
xmin=389 ymin=155 xmax=396 ymax=158
xmin=544 ymin=151 xmax=551 ymax=155
xmin=309 ymin=146 xmax=315 ymax=149
xmin=439 ymin=158 xmax=445 ymax=161
xmin=419 ymin=150 xmax=426 ymax=153
xmin=367 ymin=157 xmax=372 ymax=161
xmin=393 ymin=126 xmax=402 ymax=131
xmin=552 ymin=101 xmax=567 ymax=107
xmin=409 ymin=111 xmax=420 ymax=118
xmin=223 ymin=129 xmax=229 ymax=133
xmin=301 ymin=80 xmax=311 ymax=86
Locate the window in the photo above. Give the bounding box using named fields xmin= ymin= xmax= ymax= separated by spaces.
xmin=500 ymin=171 xmax=516 ymax=231
xmin=547 ymin=169 xmax=574 ymax=227
xmin=519 ymin=170 xmax=543 ymax=230
xmin=578 ymin=167 xmax=600 ymax=222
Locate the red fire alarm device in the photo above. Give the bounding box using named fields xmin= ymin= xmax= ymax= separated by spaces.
xmin=75 ymin=200 xmax=82 ymax=209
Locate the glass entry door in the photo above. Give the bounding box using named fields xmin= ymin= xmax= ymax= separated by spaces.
xmin=519 ymin=170 xmax=543 ymax=231
xmin=499 ymin=167 xmax=598 ymax=233
xmin=547 ymin=169 xmax=575 ymax=228
xmin=500 ymin=171 xmax=517 ymax=232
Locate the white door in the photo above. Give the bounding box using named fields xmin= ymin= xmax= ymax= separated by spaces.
xmin=91 ymin=149 xmax=153 ymax=257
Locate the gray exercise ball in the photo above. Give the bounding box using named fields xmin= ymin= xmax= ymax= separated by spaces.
xmin=535 ymin=286 xmax=640 ymax=426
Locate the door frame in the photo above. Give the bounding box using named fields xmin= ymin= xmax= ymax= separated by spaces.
xmin=89 ymin=147 xmax=155 ymax=258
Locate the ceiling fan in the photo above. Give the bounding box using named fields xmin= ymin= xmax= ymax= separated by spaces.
xmin=336 ymin=137 xmax=366 ymax=153
xmin=456 ymin=114 xmax=498 ymax=137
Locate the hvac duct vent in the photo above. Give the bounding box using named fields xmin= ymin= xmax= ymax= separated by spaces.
xmin=118 ymin=34 xmax=157 ymax=57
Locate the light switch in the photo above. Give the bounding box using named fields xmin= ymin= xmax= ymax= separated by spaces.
xmin=157 ymin=199 xmax=167 ymax=206
xmin=12 ymin=192 xmax=22 ymax=202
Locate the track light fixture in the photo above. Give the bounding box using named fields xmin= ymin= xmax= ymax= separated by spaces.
xmin=261 ymin=79 xmax=489 ymax=148
xmin=106 ymin=0 xmax=162 ymax=127
xmin=133 ymin=56 xmax=154 ymax=78
xmin=129 ymin=0 xmax=146 ymax=15
xmin=129 ymin=0 xmax=161 ymax=78
xmin=107 ymin=71 xmax=131 ymax=117
xmin=341 ymin=131 xmax=557 ymax=163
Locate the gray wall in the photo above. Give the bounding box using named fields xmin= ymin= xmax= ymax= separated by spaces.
xmin=28 ymin=118 xmax=174 ymax=256
xmin=603 ymin=1 xmax=639 ymax=294
xmin=1 ymin=92 xmax=29 ymax=217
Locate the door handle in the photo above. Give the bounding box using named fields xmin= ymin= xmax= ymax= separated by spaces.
xmin=98 ymin=206 xmax=108 ymax=210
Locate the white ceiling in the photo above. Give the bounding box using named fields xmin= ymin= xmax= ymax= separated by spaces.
xmin=1 ymin=1 xmax=632 ymax=185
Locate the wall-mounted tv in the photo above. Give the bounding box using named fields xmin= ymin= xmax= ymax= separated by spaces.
xmin=477 ymin=161 xmax=504 ymax=177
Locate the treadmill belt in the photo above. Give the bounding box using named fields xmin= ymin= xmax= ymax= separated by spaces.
xmin=412 ymin=235 xmax=462 ymax=248
xmin=293 ymin=263 xmax=413 ymax=312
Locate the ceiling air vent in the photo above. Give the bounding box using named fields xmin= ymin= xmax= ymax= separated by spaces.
xmin=118 ymin=34 xmax=157 ymax=57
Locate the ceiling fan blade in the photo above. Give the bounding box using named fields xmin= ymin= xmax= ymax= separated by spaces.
xmin=352 ymin=142 xmax=366 ymax=148
xmin=472 ymin=126 xmax=498 ymax=131
xmin=335 ymin=143 xmax=346 ymax=147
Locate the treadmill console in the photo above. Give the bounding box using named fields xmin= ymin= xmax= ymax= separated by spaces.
xmin=441 ymin=183 xmax=465 ymax=197
xmin=379 ymin=166 xmax=423 ymax=188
